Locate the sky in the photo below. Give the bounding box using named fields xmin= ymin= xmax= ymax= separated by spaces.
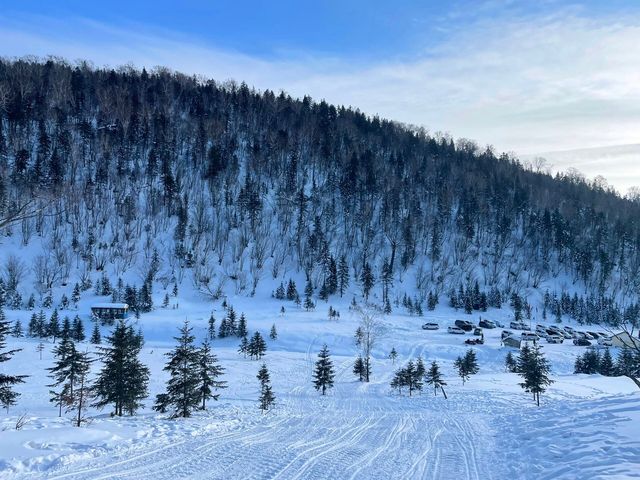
xmin=0 ymin=0 xmax=639 ymax=192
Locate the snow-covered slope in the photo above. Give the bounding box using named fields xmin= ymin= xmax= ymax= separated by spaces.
xmin=1 ymin=289 xmax=638 ymax=479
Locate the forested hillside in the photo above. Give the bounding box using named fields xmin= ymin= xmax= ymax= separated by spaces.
xmin=1 ymin=57 xmax=639 ymax=325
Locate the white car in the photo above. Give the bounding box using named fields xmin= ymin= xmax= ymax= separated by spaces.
xmin=546 ymin=334 xmax=564 ymax=344
xmin=448 ymin=326 xmax=465 ymax=335
xmin=535 ymin=325 xmax=548 ymax=336
xmin=521 ymin=332 xmax=539 ymax=342
xmin=597 ymin=336 xmax=613 ymax=347
xmin=422 ymin=323 xmax=439 ymax=330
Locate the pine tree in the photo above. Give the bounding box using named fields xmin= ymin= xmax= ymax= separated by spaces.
xmin=72 ymin=316 xmax=85 ymax=342
xmin=71 ymin=283 xmax=81 ymax=306
xmin=518 ymin=344 xmax=554 ymax=406
xmin=274 ymin=282 xmax=286 ymax=300
xmin=598 ymin=348 xmax=615 ymax=376
xmin=238 ymin=335 xmax=249 ymax=358
xmin=90 ymin=322 xmax=101 ymax=344
xmin=12 ymin=319 xmax=23 ymax=337
xmin=257 ymin=363 xmax=275 ymax=413
xmin=48 ymin=309 xmax=60 ymax=341
xmin=36 ymin=342 xmax=45 ymax=360
xmin=338 ymin=255 xmax=349 ymax=297
xmin=425 ymin=360 xmax=447 ymax=398
xmin=616 ymin=346 xmax=637 ymax=377
xmin=162 ymin=293 xmax=170 ymax=308
xmin=248 ymin=331 xmax=267 ymax=360
xmin=226 ymin=307 xmax=237 ymax=336
xmin=353 ymin=355 xmax=365 ymax=381
xmin=286 ymin=279 xmax=298 ymax=301
xmin=313 ymin=344 xmax=335 ymax=395
xmin=415 ymin=356 xmax=426 ymax=379
xmin=389 ymin=347 xmax=398 ymax=365
xmin=207 ymin=314 xmax=216 ymax=340
xmin=28 ymin=313 xmax=38 ymax=337
xmin=360 ymin=262 xmax=374 ymax=300
xmin=47 ymin=338 xmax=82 ymax=417
xmin=197 ymin=341 xmax=227 ymax=410
xmin=61 ymin=316 xmax=72 ymax=340
xmin=0 ymin=307 xmax=27 ymax=410
xmin=70 ymin=350 xmax=92 ymax=427
xmin=154 ymin=321 xmax=201 ymax=418
xmin=237 ymin=314 xmax=248 ymax=338
xmin=505 ymin=351 xmax=517 ymax=373
xmin=269 ymin=323 xmax=278 ymax=340
xmin=93 ymin=320 xmax=150 ymax=416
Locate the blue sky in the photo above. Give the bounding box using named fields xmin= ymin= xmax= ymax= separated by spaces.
xmin=1 ymin=0 xmax=640 ymax=190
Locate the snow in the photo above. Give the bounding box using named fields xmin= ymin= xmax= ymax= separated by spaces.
xmin=1 ymin=288 xmax=639 ymax=480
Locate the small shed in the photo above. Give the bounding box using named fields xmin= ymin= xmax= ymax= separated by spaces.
xmin=91 ymin=303 xmax=129 ymax=320
xmin=611 ymin=331 xmax=640 ymax=349
xmin=503 ymin=336 xmax=521 ymax=349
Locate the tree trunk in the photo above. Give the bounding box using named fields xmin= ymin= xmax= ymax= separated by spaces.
xmin=626 ymin=375 xmax=640 ymax=389
xmin=441 ymin=387 xmax=448 ymax=399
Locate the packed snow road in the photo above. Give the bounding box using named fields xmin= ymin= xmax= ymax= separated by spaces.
xmin=44 ymin=397 xmax=498 ymax=480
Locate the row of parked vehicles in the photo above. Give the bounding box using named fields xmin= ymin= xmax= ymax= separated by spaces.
xmin=501 ymin=323 xmax=612 ymax=347
xmin=422 ymin=318 xmax=612 ymax=348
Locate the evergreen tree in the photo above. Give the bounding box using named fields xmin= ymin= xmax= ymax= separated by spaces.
xmin=274 ymin=282 xmax=286 ymax=300
xmin=505 ymin=351 xmax=517 ymax=372
xmin=237 ymin=313 xmax=248 ymax=338
xmin=162 ymin=293 xmax=170 ymax=308
xmin=338 ymin=256 xmax=350 ymax=297
xmin=269 ymin=323 xmax=278 ymax=340
xmin=518 ymin=344 xmax=554 ymax=406
xmin=93 ymin=320 xmax=150 ymax=416
xmin=257 ymin=363 xmax=275 ymax=413
xmin=28 ymin=313 xmax=38 ymax=337
xmin=70 ymin=350 xmax=92 ymax=427
xmin=248 ymin=331 xmax=267 ymax=360
xmin=0 ymin=307 xmax=27 ymax=409
xmin=197 ymin=341 xmax=227 ymax=410
xmin=238 ymin=335 xmax=249 ymax=358
xmin=36 ymin=342 xmax=45 ymax=360
xmin=425 ymin=360 xmax=447 ymax=398
xmin=616 ymin=346 xmax=638 ymax=377
xmin=48 ymin=309 xmax=60 ymax=341
xmin=154 ymin=321 xmax=201 ymax=418
xmin=353 ymin=355 xmax=365 ymax=382
xmin=598 ymin=348 xmax=615 ymax=376
xmin=72 ymin=316 xmax=85 ymax=342
xmin=226 ymin=307 xmax=237 ymax=336
xmin=61 ymin=316 xmax=72 ymax=340
xmin=360 ymin=262 xmax=375 ymax=300
xmin=90 ymin=322 xmax=101 ymax=344
xmin=47 ymin=337 xmax=82 ymax=417
xmin=12 ymin=319 xmax=23 ymax=337
xmin=389 ymin=347 xmax=398 ymax=365
xmin=286 ymin=279 xmax=298 ymax=301
xmin=313 ymin=344 xmax=335 ymax=395
xmin=207 ymin=314 xmax=216 ymax=340
xmin=71 ymin=283 xmax=81 ymax=306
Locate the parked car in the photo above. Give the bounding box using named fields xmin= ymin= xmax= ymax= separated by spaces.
xmin=455 ymin=320 xmax=474 ymax=332
xmin=501 ymin=330 xmax=514 ymax=340
xmin=546 ymin=325 xmax=562 ymax=334
xmin=583 ymin=332 xmax=596 ymax=340
xmin=493 ymin=320 xmax=505 ymax=328
xmin=587 ymin=331 xmax=601 ymax=339
xmin=546 ymin=334 xmax=564 ymax=344
xmin=473 ymin=327 xmax=483 ymax=336
xmin=536 ymin=325 xmax=548 ymax=336
xmin=422 ymin=323 xmax=439 ymax=330
xmin=563 ymin=326 xmax=575 ymax=334
xmin=510 ymin=321 xmax=528 ymax=330
xmin=465 ymin=337 xmax=484 ymax=345
xmin=573 ymin=338 xmax=592 ymax=346
xmin=448 ymin=326 xmax=465 ymax=335
xmin=479 ymin=319 xmax=496 ymax=329
xmin=573 ymin=331 xmax=587 ymax=340
xmin=521 ymin=332 xmax=539 ymax=342
xmin=597 ymin=336 xmax=613 ymax=347
xmin=559 ymin=330 xmax=573 ymax=339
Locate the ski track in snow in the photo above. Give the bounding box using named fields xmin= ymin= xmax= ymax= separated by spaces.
xmin=40 ymin=404 xmax=496 ymax=480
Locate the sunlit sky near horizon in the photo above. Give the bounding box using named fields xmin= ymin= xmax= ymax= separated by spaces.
xmin=1 ymin=0 xmax=639 ymax=191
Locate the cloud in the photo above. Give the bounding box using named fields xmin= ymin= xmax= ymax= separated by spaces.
xmin=0 ymin=9 xmax=639 ymax=190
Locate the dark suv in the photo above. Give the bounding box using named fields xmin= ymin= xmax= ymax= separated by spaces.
xmin=455 ymin=320 xmax=474 ymax=332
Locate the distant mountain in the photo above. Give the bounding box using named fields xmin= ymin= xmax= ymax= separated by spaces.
xmin=522 ymin=144 xmax=640 ymax=195
xmin=0 ymin=58 xmax=639 ymax=325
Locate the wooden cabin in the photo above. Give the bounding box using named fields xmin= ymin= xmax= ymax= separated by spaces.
xmin=91 ymin=303 xmax=129 ymax=320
